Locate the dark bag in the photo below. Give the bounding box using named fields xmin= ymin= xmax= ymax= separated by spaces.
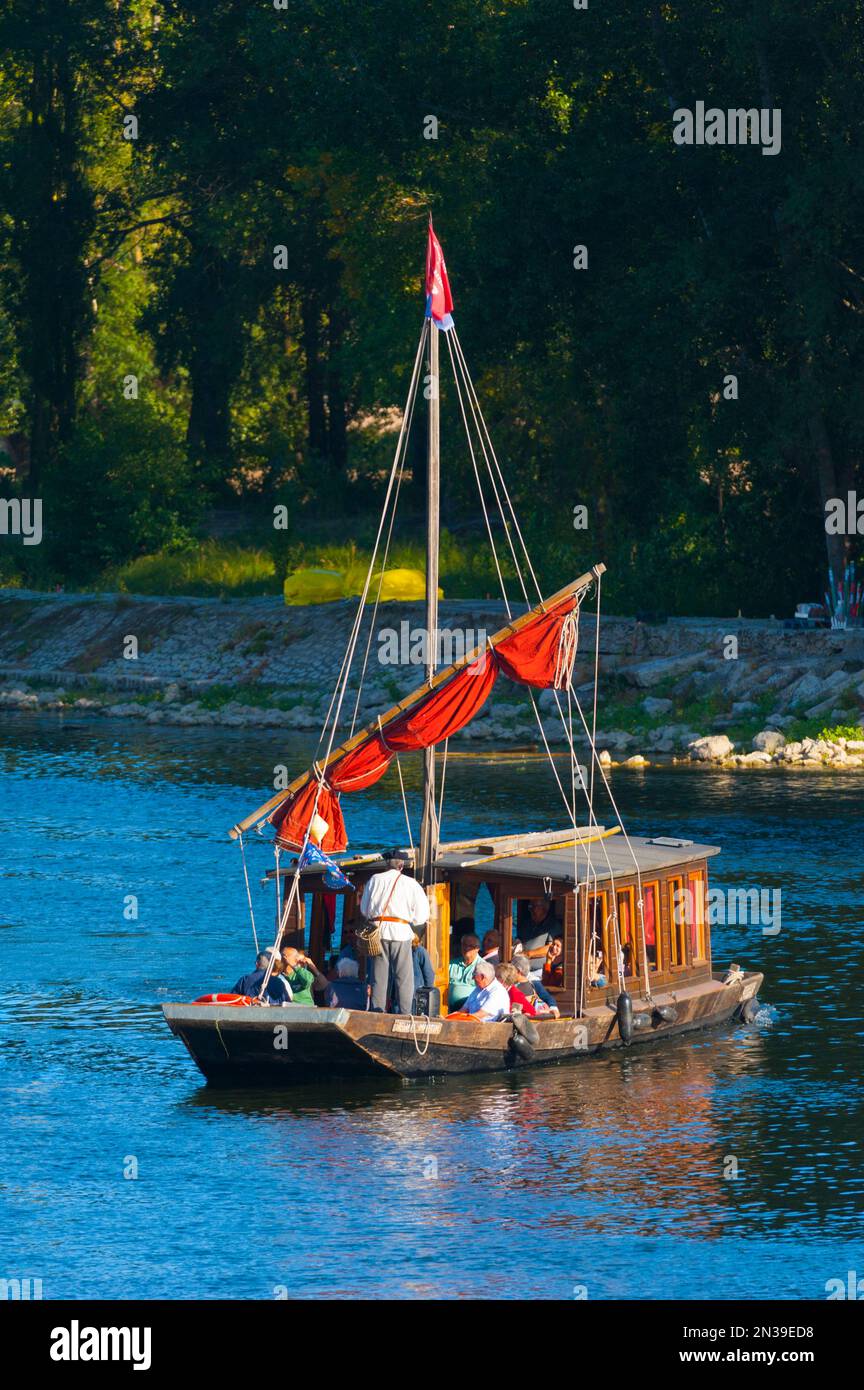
xmin=413 ymin=986 xmax=441 ymax=1018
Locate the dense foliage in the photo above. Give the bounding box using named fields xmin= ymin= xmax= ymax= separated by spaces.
xmin=1 ymin=0 xmax=862 ymax=612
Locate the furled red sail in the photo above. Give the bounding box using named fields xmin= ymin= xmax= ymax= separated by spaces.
xmin=272 ymin=657 xmax=497 ymax=850
xmin=494 ymin=593 xmax=580 ymax=688
xmin=230 ymin=571 xmax=602 ymax=852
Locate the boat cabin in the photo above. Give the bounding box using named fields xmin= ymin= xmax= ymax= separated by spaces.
xmin=272 ymin=827 xmax=721 ymax=1016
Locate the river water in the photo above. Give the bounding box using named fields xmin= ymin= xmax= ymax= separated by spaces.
xmin=1 ymin=715 xmax=862 ymax=1301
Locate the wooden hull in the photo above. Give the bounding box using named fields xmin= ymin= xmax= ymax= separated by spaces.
xmin=162 ymin=971 xmax=763 ymax=1086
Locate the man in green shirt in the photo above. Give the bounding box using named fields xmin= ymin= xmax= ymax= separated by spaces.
xmin=448 ymin=933 xmax=481 ymax=1011
xmin=281 ymin=947 xmax=328 ymax=1005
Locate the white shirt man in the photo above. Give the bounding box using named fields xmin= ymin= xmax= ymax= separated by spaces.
xmin=359 ymin=865 xmax=430 ymax=940
xmin=461 ymin=959 xmax=511 ymax=1022
xmin=360 ymin=857 xmax=430 ymax=1013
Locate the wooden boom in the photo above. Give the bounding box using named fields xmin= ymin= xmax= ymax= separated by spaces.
xmin=229 ymin=562 xmax=605 ymax=839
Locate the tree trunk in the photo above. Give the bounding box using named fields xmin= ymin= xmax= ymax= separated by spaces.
xmin=801 ymin=359 xmax=849 ymax=582
xmin=754 ymin=31 xmax=849 ymax=585
xmin=184 ymin=249 xmax=243 ymax=494
xmin=301 ymin=292 xmax=328 ymax=469
xmin=326 ymin=297 xmax=349 ymax=484
xmin=19 ymin=12 xmax=91 ymax=493
xmin=186 ymin=358 xmax=233 ymax=489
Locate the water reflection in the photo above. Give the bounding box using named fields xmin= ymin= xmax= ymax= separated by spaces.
xmin=1 ymin=714 xmax=863 ymax=1298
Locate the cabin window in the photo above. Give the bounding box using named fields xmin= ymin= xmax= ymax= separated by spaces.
xmin=616 ymin=887 xmax=637 ymax=979
xmin=687 ymin=871 xmax=707 ymax=962
xmin=586 ymin=891 xmax=610 ymax=988
xmin=513 ymin=895 xmax=563 ymax=956
xmin=450 ymin=881 xmax=495 ymax=957
xmin=668 ymin=875 xmax=687 ymax=967
xmin=641 ymin=881 xmax=660 ymax=972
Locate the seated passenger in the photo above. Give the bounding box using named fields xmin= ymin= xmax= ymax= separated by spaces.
xmin=232 ymin=948 xmax=290 ymax=1005
xmin=449 ymin=933 xmax=481 ymax=1010
xmin=511 ymin=955 xmax=561 ymax=1017
xmin=496 ymin=962 xmax=537 ymax=1016
xmin=412 ymin=929 xmax=436 ymax=993
xmin=337 ymin=923 xmax=359 ymax=964
xmin=450 ymin=915 xmax=476 ymax=958
xmin=328 ymin=923 xmax=360 ymax=979
xmin=455 ymin=959 xmax=511 ymax=1022
xmin=325 ymin=957 xmax=370 ymax=1011
xmin=588 ymin=945 xmax=607 ymax=988
xmin=481 ymin=929 xmax=501 ymax=964
xmin=281 ymin=947 xmax=328 ymax=1005
xmin=515 ymin=897 xmax=561 ymax=957
xmin=542 ymin=936 xmax=564 ymax=987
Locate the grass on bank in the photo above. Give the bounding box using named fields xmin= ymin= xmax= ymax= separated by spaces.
xmin=103 ymin=542 xmax=277 ymax=598
xmin=99 ymin=533 xmax=515 ymax=600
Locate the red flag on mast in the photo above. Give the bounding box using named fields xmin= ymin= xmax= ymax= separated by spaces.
xmin=425 ymin=220 xmax=454 ymax=329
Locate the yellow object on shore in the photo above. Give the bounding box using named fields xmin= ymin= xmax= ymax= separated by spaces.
xmin=283 ymin=569 xmax=347 ymax=605
xmin=284 ymin=565 xmax=442 ymax=606
xmin=367 ymin=568 xmax=442 ymax=603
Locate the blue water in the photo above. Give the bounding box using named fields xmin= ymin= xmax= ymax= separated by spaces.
xmin=1 ymin=716 xmax=863 ymax=1300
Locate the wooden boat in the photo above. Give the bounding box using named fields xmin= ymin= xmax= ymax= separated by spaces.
xmin=163 ymin=224 xmax=764 ymax=1086
xmin=164 ymin=834 xmax=763 ymax=1083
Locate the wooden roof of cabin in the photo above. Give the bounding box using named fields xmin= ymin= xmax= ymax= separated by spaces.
xmin=273 ymin=826 xmax=719 ymax=890
xmin=434 ymin=833 xmax=720 ymax=886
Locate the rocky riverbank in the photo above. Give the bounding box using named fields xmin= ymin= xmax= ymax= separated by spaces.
xmin=1 ymin=589 xmax=863 ymax=767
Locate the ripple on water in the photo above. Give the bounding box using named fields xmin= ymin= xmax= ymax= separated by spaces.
xmin=1 ymin=720 xmax=864 ymax=1298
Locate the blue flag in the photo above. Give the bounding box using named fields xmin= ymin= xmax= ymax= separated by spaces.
xmin=298 ymin=841 xmax=354 ymax=891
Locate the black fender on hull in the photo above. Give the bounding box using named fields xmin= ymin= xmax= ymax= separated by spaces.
xmin=653 ymin=1004 xmax=679 ymax=1026
xmin=508 ymin=1010 xmax=540 ymax=1062
xmin=616 ymin=992 xmax=633 ymax=1044
xmin=738 ymin=995 xmax=761 ymax=1024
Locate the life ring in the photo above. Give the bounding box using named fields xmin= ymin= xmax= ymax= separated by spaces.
xmin=191 ymin=993 xmax=252 ymax=1006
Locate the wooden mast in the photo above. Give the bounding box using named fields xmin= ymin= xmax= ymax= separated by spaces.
xmin=419 ymin=319 xmax=440 ymax=883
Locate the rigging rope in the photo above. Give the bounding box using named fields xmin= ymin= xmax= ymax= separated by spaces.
xmin=454 ymin=350 xmax=649 ymax=997
xmin=553 ymin=609 xmax=580 ymax=691
xmin=445 ymin=330 xmax=581 ymax=830
xmin=447 ymin=337 xmax=645 ymax=999
xmin=447 ymin=335 xmax=530 ymax=609
xmin=347 ymin=348 xmax=422 ymax=739
xmin=452 ymin=330 xmax=541 ymax=608
xmin=395 ymin=755 xmax=414 ymax=850
xmin=444 ymin=332 xmax=512 ymax=618
xmin=238 ymin=832 xmax=259 ymax=956
xmin=274 ymin=844 xmax=283 ymax=944
xmin=256 ymin=315 xmax=653 ymax=1011
xmin=315 ymin=322 xmax=428 ymax=759
xmin=257 ymin=320 xmax=430 ymax=1002
xmin=437 ymin=736 xmax=449 ymax=830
